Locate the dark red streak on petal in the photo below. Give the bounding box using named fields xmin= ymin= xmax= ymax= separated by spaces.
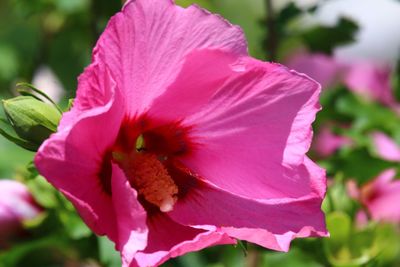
xmin=98 ymin=151 xmax=113 ymax=196
xmin=114 ymin=114 xmax=197 ymax=157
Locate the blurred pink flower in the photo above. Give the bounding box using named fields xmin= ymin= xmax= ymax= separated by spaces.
xmin=35 ymin=0 xmax=327 ymax=266
xmin=343 ymin=61 xmax=397 ymax=106
xmin=371 ymin=132 xmax=400 ymax=162
xmin=0 ymin=180 xmax=41 ymax=248
xmin=287 ymin=52 xmax=400 ymax=114
xmin=360 ymin=169 xmax=400 ymax=223
xmin=286 ymin=52 xmax=341 ymax=89
xmin=313 ymin=126 xmax=352 ymax=157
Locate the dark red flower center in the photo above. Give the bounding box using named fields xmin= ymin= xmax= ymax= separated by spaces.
xmin=98 ymin=115 xmax=198 ymax=212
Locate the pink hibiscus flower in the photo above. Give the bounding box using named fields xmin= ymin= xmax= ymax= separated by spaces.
xmin=343 ymin=61 xmax=398 ymax=107
xmin=34 ymin=0 xmax=327 ymax=266
xmin=348 ymin=169 xmax=400 ymax=223
xmin=0 ymin=180 xmax=42 ymax=248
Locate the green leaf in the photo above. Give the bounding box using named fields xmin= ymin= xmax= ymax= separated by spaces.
xmin=98 ymin=236 xmax=122 ymax=267
xmin=262 ymin=248 xmax=324 ymax=267
xmin=0 ymin=117 xmax=38 ymax=151
xmin=59 ymin=210 xmax=92 ymax=239
xmin=0 ymin=236 xmax=66 ymax=267
xmin=26 ymin=176 xmax=58 ymax=208
xmin=326 ymin=212 xmax=351 ymax=245
xmin=301 ymin=17 xmax=359 ymax=54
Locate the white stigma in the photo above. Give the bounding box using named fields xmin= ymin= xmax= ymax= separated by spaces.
xmin=160 ymin=196 xmax=176 ymax=212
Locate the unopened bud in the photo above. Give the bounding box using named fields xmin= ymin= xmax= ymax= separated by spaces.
xmin=2 ymin=96 xmax=61 ymax=150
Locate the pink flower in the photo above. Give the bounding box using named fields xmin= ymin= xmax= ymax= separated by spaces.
xmin=0 ymin=180 xmax=41 ymax=248
xmin=343 ymin=61 xmax=396 ymax=106
xmin=359 ymin=169 xmax=400 ymax=223
xmin=35 ymin=0 xmax=327 ymax=266
xmin=371 ymin=132 xmax=400 ymax=162
xmin=313 ymin=126 xmax=352 ymax=157
xmin=286 ymin=52 xmax=342 ymax=89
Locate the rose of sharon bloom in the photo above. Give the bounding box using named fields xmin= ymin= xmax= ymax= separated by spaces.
xmin=348 ymin=169 xmax=400 ymax=223
xmin=371 ymin=132 xmax=400 ymax=162
xmin=343 ymin=61 xmax=396 ymax=106
xmin=35 ymin=0 xmax=327 ymax=266
xmin=0 ymin=180 xmax=42 ymax=248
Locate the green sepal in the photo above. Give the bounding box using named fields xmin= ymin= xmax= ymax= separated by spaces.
xmin=0 ymin=117 xmax=38 ymax=151
xmin=2 ymin=96 xmax=61 ymax=149
xmin=16 ymin=82 xmax=63 ymax=114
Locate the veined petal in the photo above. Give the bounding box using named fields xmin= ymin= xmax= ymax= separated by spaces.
xmin=111 ymin=164 xmax=148 ymax=266
xmin=148 ymin=49 xmax=240 ymax=120
xmin=93 ymin=0 xmax=247 ymax=114
xmin=150 ymin=50 xmax=321 ymax=199
xmin=35 ymin=63 xmax=124 ymax=242
xmin=131 ymin=213 xmax=234 ymax=267
xmin=169 ymin=157 xmax=327 ymax=252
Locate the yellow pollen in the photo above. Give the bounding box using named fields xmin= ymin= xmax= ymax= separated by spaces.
xmin=126 ymin=153 xmax=178 ymax=212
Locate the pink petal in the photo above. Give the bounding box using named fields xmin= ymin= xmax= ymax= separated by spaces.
xmin=361 ymin=169 xmax=400 ymax=223
xmin=0 ymin=180 xmax=41 ymax=221
xmin=169 ymin=157 xmax=327 ymax=252
xmin=111 ymin=164 xmax=148 ymax=266
xmin=313 ymin=126 xmax=352 ymax=157
xmin=346 ymin=179 xmax=360 ymax=200
xmin=171 ymin=56 xmax=321 ymax=199
xmin=286 ymin=52 xmax=341 ymax=89
xmin=367 ymin=185 xmax=400 ymax=222
xmin=355 ymin=211 xmax=368 ymax=228
xmin=148 ymin=49 xmax=240 ymax=120
xmin=370 ymin=168 xmax=397 ymax=188
xmin=35 ymin=63 xmax=124 ymax=242
xmin=94 ymin=0 xmax=247 ymax=114
xmin=132 ymin=213 xmax=234 ymax=267
xmin=371 ymin=132 xmax=400 ymax=162
xmin=343 ymin=61 xmax=395 ymax=106
xmin=0 ymin=180 xmax=41 ymax=246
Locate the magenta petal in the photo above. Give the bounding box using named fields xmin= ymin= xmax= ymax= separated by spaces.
xmin=371 ymin=132 xmax=400 ymax=162
xmin=111 ymin=164 xmax=148 ymax=266
xmin=169 ymin=157 xmax=327 ymax=252
xmin=35 ymin=63 xmax=124 ymax=242
xmin=286 ymin=52 xmax=341 ymax=89
xmin=148 ymin=49 xmax=239 ymax=120
xmin=171 ymin=57 xmax=322 ymax=199
xmin=343 ymin=61 xmax=395 ymax=106
xmin=94 ymin=0 xmax=247 ymax=114
xmin=362 ymin=169 xmax=400 ymax=223
xmin=132 ymin=213 xmax=234 ymax=267
xmin=313 ymin=126 xmax=352 ymax=157
xmin=0 ymin=180 xmax=41 ymax=245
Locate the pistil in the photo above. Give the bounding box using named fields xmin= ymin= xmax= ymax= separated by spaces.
xmin=114 ymin=151 xmax=178 ymax=212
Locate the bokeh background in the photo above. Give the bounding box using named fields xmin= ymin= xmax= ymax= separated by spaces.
xmin=1 ymin=0 xmax=400 ymax=266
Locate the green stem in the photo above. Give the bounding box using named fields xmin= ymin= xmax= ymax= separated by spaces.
xmin=265 ymin=0 xmax=278 ymax=61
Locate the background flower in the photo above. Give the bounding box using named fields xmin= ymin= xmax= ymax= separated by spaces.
xmin=0 ymin=180 xmax=41 ymax=248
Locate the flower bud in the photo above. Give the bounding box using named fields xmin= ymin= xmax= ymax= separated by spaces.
xmin=2 ymin=96 xmax=61 ymax=150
